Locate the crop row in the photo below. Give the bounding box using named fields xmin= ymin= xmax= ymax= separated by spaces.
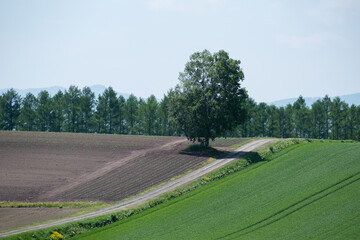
xmin=60 ymin=160 xmax=200 ymax=201
xmin=0 ymin=131 xmax=182 ymax=151
xmin=57 ymin=151 xmax=207 ymax=201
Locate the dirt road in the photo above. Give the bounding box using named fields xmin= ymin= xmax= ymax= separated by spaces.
xmin=0 ymin=138 xmax=275 ymax=238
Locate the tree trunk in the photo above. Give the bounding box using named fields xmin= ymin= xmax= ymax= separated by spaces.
xmin=204 ymin=137 xmax=210 ymax=148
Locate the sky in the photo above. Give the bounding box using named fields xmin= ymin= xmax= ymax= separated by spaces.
xmin=0 ymin=0 xmax=359 ymax=103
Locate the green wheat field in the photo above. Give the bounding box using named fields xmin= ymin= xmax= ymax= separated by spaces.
xmin=72 ymin=141 xmax=360 ymax=240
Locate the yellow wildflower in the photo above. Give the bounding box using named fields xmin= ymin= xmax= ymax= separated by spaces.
xmin=50 ymin=231 xmax=63 ymax=239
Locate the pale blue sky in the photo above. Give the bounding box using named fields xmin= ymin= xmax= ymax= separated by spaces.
xmin=0 ymin=0 xmax=359 ymax=102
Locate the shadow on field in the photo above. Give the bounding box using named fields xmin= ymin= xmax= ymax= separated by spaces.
xmin=244 ymin=152 xmax=266 ymax=164
xmin=180 ymin=144 xmax=266 ymax=162
xmin=179 ymin=144 xmax=230 ymax=159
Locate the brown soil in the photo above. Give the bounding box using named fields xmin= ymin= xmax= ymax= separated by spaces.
xmin=0 ymin=131 xmax=183 ymax=202
xmin=0 ymin=208 xmax=78 ymax=231
xmin=0 ymin=131 xmax=249 ymax=203
xmin=54 ymin=142 xmax=210 ymax=201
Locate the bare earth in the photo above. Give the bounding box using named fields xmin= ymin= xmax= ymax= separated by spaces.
xmin=40 ymin=138 xmax=188 ymax=201
xmin=0 ymin=208 xmax=78 ymax=231
xmin=0 ymin=131 xmax=247 ymax=203
xmin=0 ymin=131 xmax=187 ymax=202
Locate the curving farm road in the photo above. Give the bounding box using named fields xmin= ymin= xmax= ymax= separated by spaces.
xmin=0 ymin=138 xmax=276 ymax=238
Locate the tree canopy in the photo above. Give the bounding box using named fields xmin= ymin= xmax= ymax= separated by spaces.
xmin=169 ymin=50 xmax=248 ymax=147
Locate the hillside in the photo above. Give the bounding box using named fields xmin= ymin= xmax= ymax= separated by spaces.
xmin=72 ymin=141 xmax=360 ymax=240
xmin=0 ymin=131 xmax=252 ymax=233
xmin=0 ymin=132 xmax=181 ymax=202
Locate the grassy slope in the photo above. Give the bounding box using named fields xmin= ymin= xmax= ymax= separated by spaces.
xmin=73 ymin=142 xmax=360 ymax=240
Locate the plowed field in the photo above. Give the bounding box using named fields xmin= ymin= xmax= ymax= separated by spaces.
xmin=0 ymin=131 xmax=248 ymax=202
xmin=0 ymin=208 xmax=79 ymax=231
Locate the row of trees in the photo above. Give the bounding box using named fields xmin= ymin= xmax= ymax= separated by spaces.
xmin=1 ymin=86 xmax=359 ymax=141
xmin=0 ymin=86 xmax=175 ymax=136
xmin=237 ymin=95 xmax=360 ymax=140
xmin=1 ymin=49 xmax=359 ymax=142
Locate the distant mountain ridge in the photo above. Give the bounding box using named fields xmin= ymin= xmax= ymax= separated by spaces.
xmin=268 ymin=93 xmax=360 ymax=107
xmin=0 ymin=85 xmax=130 ymax=99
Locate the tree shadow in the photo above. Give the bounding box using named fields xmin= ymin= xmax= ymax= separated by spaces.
xmin=244 ymin=152 xmax=266 ymax=164
xmin=179 ymin=144 xmax=267 ymax=162
xmin=179 ymin=144 xmax=231 ymax=158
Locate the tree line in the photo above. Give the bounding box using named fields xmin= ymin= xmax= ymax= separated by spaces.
xmin=237 ymin=95 xmax=360 ymax=140
xmin=0 ymin=86 xmax=175 ymax=136
xmin=1 ymin=86 xmax=359 ymax=141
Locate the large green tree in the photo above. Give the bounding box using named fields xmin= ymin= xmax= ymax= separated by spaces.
xmin=169 ymin=50 xmax=248 ymax=147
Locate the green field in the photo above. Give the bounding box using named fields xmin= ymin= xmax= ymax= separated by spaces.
xmin=73 ymin=141 xmax=360 ymax=240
